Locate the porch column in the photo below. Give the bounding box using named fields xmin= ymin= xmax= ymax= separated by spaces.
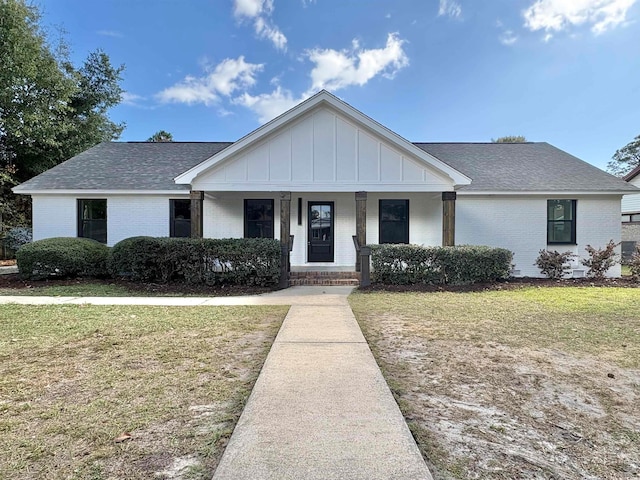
xmin=190 ymin=190 xmax=204 ymax=238
xmin=279 ymin=191 xmax=291 ymax=289
xmin=355 ymin=191 xmax=367 ymax=272
xmin=442 ymin=191 xmax=456 ymax=246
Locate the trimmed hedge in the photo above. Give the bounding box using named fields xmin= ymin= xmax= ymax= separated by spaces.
xmin=16 ymin=237 xmax=110 ymax=280
xmin=371 ymin=244 xmax=513 ymax=285
xmin=109 ymin=237 xmax=281 ymax=286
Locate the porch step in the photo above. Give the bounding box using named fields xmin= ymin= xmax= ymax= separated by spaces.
xmin=288 ymin=271 xmax=361 ymax=286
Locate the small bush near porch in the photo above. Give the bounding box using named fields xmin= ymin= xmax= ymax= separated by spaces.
xmin=0 ymin=304 xmax=288 ymax=479
xmin=371 ymin=244 xmax=513 ymax=285
xmin=350 ymin=288 xmax=640 ymax=479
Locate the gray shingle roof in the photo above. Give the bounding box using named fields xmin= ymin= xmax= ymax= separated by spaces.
xmin=15 ymin=140 xmax=637 ymax=193
xmin=416 ymin=142 xmax=638 ymax=192
xmin=15 ymin=142 xmax=232 ymax=191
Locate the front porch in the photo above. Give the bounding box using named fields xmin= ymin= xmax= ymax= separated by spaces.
xmin=189 ymin=190 xmax=458 ymax=287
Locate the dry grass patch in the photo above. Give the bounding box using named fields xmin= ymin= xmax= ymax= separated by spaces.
xmin=350 ymin=287 xmax=640 ymax=479
xmin=0 ymin=304 xmax=287 ymax=479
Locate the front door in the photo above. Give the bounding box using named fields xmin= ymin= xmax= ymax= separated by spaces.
xmin=308 ymin=202 xmax=334 ymax=262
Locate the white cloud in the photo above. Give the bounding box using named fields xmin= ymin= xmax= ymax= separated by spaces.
xmin=234 ymin=87 xmax=302 ymax=123
xmin=254 ymin=16 xmax=287 ymax=50
xmin=233 ymin=0 xmax=287 ymax=51
xmin=233 ymin=33 xmax=409 ymax=123
xmin=97 ymin=30 xmax=123 ymax=38
xmin=438 ymin=0 xmax=462 ymax=18
xmin=306 ymin=33 xmax=409 ymax=92
xmin=499 ymin=30 xmax=518 ymax=45
xmin=233 ymin=0 xmax=269 ymax=17
xmin=523 ymin=0 xmax=637 ymax=37
xmin=121 ymin=92 xmax=144 ymax=106
xmin=156 ymin=56 xmax=263 ymax=105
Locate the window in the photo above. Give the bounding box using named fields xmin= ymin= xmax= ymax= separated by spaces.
xmin=547 ymin=199 xmax=576 ymax=244
xmin=170 ymin=199 xmax=191 ymax=237
xmin=244 ymin=199 xmax=274 ymax=238
xmin=623 ymin=213 xmax=640 ymax=223
xmin=78 ymin=199 xmax=107 ymax=243
xmin=379 ymin=199 xmax=409 ymax=244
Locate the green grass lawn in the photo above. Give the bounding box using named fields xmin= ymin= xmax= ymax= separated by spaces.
xmin=0 ymin=281 xmax=140 ymax=297
xmin=0 ymin=279 xmax=273 ymax=297
xmin=352 ymin=287 xmax=639 ymax=367
xmin=350 ymin=287 xmax=640 ymax=479
xmin=0 ymin=304 xmax=288 ymax=480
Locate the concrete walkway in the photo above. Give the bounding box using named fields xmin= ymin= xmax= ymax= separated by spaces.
xmin=0 ymin=286 xmax=355 ymax=306
xmin=212 ymin=288 xmax=432 ymax=480
xmin=0 ymin=287 xmax=433 ymax=479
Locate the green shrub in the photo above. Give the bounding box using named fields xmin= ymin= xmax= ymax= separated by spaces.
xmin=581 ymin=240 xmax=619 ymax=279
xmin=108 ymin=236 xmax=172 ymax=282
xmin=109 ymin=237 xmax=281 ymax=286
xmin=534 ymin=249 xmax=575 ymax=279
xmin=16 ymin=237 xmax=110 ymax=280
xmin=4 ymin=227 xmax=32 ymax=250
xmin=629 ymin=245 xmax=640 ymax=281
xmin=176 ymin=238 xmax=281 ymax=286
xmin=371 ymin=244 xmax=513 ymax=285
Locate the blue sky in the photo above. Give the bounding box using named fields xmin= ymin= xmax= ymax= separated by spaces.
xmin=40 ymin=0 xmax=640 ymax=170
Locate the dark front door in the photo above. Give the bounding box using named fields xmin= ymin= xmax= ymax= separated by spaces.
xmin=308 ymin=202 xmax=334 ymax=262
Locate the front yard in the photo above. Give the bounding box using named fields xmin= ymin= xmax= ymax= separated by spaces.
xmin=350 ymin=287 xmax=640 ymax=479
xmin=0 ymin=304 xmax=288 ymax=479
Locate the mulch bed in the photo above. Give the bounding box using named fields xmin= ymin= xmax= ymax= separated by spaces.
xmin=359 ymin=276 xmax=640 ymax=293
xmin=0 ymin=274 xmax=276 ymax=296
xmin=1 ymin=272 xmax=638 ymax=295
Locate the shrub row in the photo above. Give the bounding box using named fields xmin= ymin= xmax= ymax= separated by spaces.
xmin=17 ymin=236 xmax=281 ymax=286
xmin=109 ymin=236 xmax=280 ymax=286
xmin=371 ymin=244 xmax=513 ymax=285
xmin=16 ymin=237 xmax=110 ymax=280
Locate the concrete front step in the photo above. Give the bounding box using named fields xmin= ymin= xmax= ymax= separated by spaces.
xmin=289 ymin=271 xmax=361 ymax=286
xmin=289 ymin=278 xmax=360 ymax=286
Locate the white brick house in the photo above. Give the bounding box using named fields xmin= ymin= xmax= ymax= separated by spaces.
xmin=14 ymin=91 xmax=637 ymax=278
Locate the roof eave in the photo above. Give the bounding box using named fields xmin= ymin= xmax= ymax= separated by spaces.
xmin=623 ymin=165 xmax=640 ymax=182
xmin=12 ymin=188 xmax=190 ymax=195
xmin=457 ymin=189 xmax=638 ymax=195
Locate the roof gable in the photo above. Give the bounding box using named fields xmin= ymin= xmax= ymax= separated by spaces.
xmin=176 ymin=90 xmax=470 ymax=191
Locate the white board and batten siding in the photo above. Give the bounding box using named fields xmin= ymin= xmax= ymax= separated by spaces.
xmin=622 ymin=175 xmax=640 ymax=214
xmin=191 ymin=107 xmax=455 ymax=193
xmin=457 ymin=194 xmax=622 ymax=277
xmin=32 ymin=194 xmax=183 ymax=246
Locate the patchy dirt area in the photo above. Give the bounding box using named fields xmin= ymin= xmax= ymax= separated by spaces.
xmin=352 ymin=290 xmax=640 ymax=479
xmin=398 ymin=340 xmax=638 ymax=479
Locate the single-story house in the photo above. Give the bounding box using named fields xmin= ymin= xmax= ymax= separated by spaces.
xmin=621 ymin=166 xmax=640 ymax=260
xmin=13 ymin=90 xmax=638 ymax=279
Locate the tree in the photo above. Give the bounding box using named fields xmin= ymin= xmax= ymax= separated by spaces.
xmin=147 ymin=130 xmax=173 ymax=142
xmin=606 ymin=134 xmax=640 ymax=177
xmin=0 ymin=0 xmax=124 ymax=182
xmin=492 ymin=136 xmax=527 ymax=143
xmin=0 ymin=0 xmax=76 ymax=175
xmin=0 ymin=0 xmax=124 ymax=227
